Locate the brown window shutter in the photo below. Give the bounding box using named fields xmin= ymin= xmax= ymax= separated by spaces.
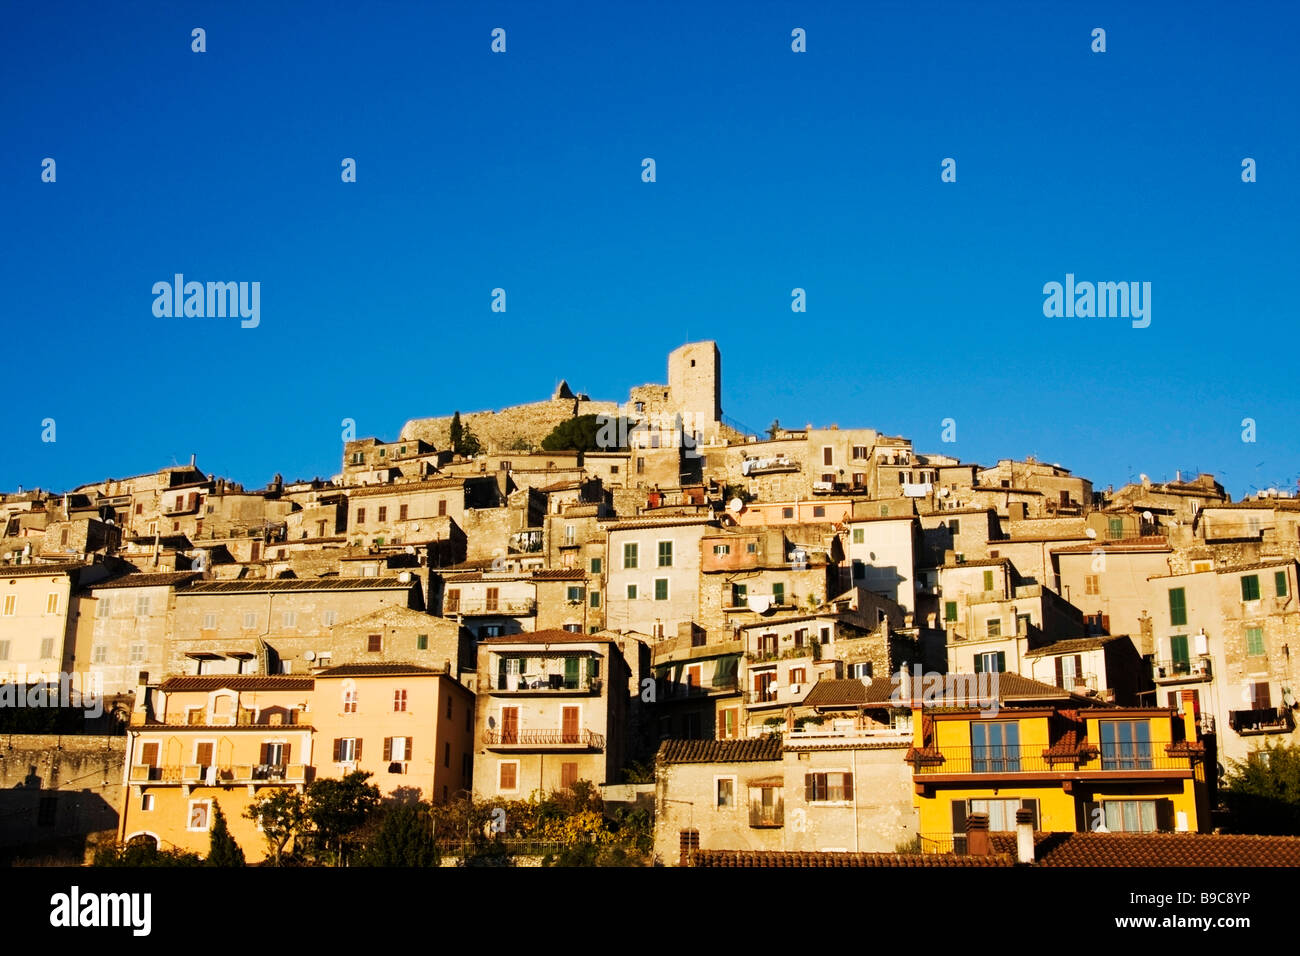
xmin=259 ymin=743 xmax=269 ymax=765
xmin=333 ymin=738 xmax=342 ymax=761
xmin=383 ymin=737 xmax=392 ymax=761
xmin=1054 ymin=658 xmax=1063 ymax=686
xmin=407 ymin=737 xmax=414 ymax=761
xmin=804 ymin=774 xmax=815 ymax=802
xmin=843 ymin=773 xmax=854 ymax=801
xmin=1074 ymin=656 xmax=1083 ymax=680
xmin=951 ymin=799 xmax=967 ymax=834
xmin=355 ymin=738 xmax=363 ymax=760
xmin=282 ymin=742 xmax=291 ymax=764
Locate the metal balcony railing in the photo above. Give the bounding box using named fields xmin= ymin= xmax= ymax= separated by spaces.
xmin=911 ymin=745 xmax=1193 ymax=775
xmin=1152 ymin=658 xmax=1211 ymax=681
xmin=482 ymin=728 xmax=606 ymax=749
xmin=488 ymin=674 xmax=602 ymax=694
xmin=1229 ymin=708 xmax=1294 ymax=735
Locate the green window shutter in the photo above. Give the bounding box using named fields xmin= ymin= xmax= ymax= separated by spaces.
xmin=772 ymin=583 xmax=785 ymax=605
xmin=996 ymin=651 xmax=1005 ymax=672
xmin=945 ymin=601 xmax=957 ymax=622
xmin=1276 ymin=571 xmax=1288 ymax=598
xmin=590 ymin=558 xmax=601 ymax=574
xmin=974 ymin=654 xmax=984 ymax=674
xmin=1241 ymin=575 xmax=1260 ymax=601
xmin=1168 ymin=588 xmax=1187 ymax=627
xmin=1247 ymin=627 xmax=1264 ymax=657
xmin=1170 ymin=635 xmax=1189 ymax=669
xmin=983 ymin=570 xmax=994 ymax=591
xmin=590 ymin=592 xmax=600 ymax=608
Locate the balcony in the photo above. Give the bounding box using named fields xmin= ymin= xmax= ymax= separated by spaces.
xmin=741 ymin=457 xmax=799 ymax=476
xmin=1152 ymin=658 xmax=1211 ymax=684
xmin=482 ymin=728 xmax=606 ymax=750
xmin=1229 ymin=708 xmax=1295 ymax=736
xmin=749 ymin=801 xmax=785 ymax=828
xmin=130 ymin=763 xmax=307 ymax=786
xmin=509 ymin=530 xmax=544 ymax=554
xmin=910 ymin=745 xmax=1194 ymax=778
xmin=487 ymin=673 xmax=602 ymax=695
xmin=445 ymin=598 xmax=537 ymax=616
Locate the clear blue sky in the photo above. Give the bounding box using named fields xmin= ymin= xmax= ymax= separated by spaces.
xmin=3 ymin=1 xmax=1296 ymax=498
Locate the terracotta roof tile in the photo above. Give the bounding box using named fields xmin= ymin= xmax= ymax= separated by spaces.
xmin=687 ymin=849 xmax=1013 ymax=867
xmin=314 ymin=662 xmax=442 ymax=678
xmin=990 ymin=831 xmax=1300 ymax=866
xmin=159 ymin=675 xmax=315 ymax=692
xmin=803 ymin=677 xmax=899 ymax=708
xmin=657 ymin=737 xmax=782 ymax=764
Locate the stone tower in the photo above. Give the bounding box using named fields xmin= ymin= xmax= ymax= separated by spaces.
xmin=667 ymin=341 xmax=722 ymax=429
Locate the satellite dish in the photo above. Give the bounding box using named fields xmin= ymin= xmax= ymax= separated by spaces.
xmin=728 ymin=498 xmax=744 ymax=513
xmin=938 ymin=488 xmax=950 ymax=498
xmin=1142 ymin=511 xmax=1153 ymax=522
xmin=303 ymin=650 xmax=316 ymax=661
xmin=1085 ymin=529 xmax=1097 ymax=539
xmin=404 ymin=545 xmax=416 ymax=555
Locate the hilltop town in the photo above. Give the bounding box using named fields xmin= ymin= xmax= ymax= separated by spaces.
xmin=3 ymin=341 xmax=1299 ymax=866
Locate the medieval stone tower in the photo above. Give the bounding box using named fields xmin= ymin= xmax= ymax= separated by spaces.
xmin=667 ymin=341 xmax=722 ymax=429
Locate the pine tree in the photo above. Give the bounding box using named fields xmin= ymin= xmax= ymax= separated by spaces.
xmin=206 ymin=801 xmax=246 ymax=867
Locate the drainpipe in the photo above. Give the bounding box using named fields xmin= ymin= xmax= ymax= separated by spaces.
xmin=852 ymin=746 xmax=859 ymax=852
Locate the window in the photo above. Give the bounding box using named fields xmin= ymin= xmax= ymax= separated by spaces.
xmin=282 ymin=611 xmax=296 ymax=628
xmin=1085 ymin=575 xmax=1100 ymax=595
xmin=963 ymin=797 xmax=1039 ymax=833
xmin=38 ymin=637 xmax=54 ymax=659
xmin=1101 ymin=800 xmax=1164 ymax=833
xmin=948 ymin=519 xmax=960 ymax=535
xmin=590 ymin=558 xmax=602 ymax=574
xmin=1099 ymin=720 xmax=1152 ymax=770
xmin=333 ymin=737 xmax=359 ymax=763
xmin=445 ymin=589 xmax=460 ymax=613
xmin=820 ymin=626 xmax=831 ymax=645
xmin=716 ymin=777 xmax=735 ymax=808
xmin=813 ymin=506 xmax=826 ymax=518
xmin=0 ymin=641 xmax=9 ymax=661
xmin=657 ymin=541 xmax=673 ymax=567
xmin=731 ymin=584 xmax=747 ymax=608
xmin=417 ymin=633 xmax=428 ymax=650
xmin=1277 ymin=571 xmax=1289 ymax=598
xmin=92 ymin=644 xmax=107 ymax=664
xmin=719 ymin=708 xmax=738 ymax=739
xmin=1169 ymin=634 xmax=1190 ymax=674
xmin=970 ymin=721 xmax=1019 ymax=772
xmin=654 ymin=579 xmax=669 ymax=601
xmin=1107 ymin=517 xmax=1123 ymax=539
xmin=789 ymin=667 xmax=806 ymax=685
xmin=242 ymin=612 xmax=256 ymax=629
xmin=637 ymin=457 xmax=645 ymax=474
xmin=772 ymin=583 xmax=785 ymax=606
xmin=136 ymin=595 xmax=151 ymax=615
xmin=394 ymin=689 xmax=407 ymax=711
xmin=377 ymin=506 xmax=387 ymax=522
xmin=853 ymin=446 xmax=868 ymax=459
xmin=399 ymin=504 xmax=408 ymax=521
xmin=383 ymin=736 xmax=412 ymax=764
xmin=343 ymin=689 xmax=357 ymax=713
xmin=97 ymin=598 xmax=111 ymax=619
xmin=356 ymin=508 xmax=366 ymax=525
xmin=1246 ymin=627 xmax=1265 ymax=657
xmin=982 ymin=570 xmax=994 ymax=591
xmin=129 ymin=643 xmax=145 ymax=663
xmin=141 ymin=794 xmax=154 ymax=812
xmin=1168 ymin=587 xmax=1187 ymax=626
xmin=590 ymin=591 xmax=600 ymax=608
xmin=822 ymin=447 xmax=833 ymax=466
xmin=848 ymin=662 xmax=872 ymax=679
xmin=944 ymin=601 xmax=958 ymax=623
xmin=852 ymin=560 xmax=865 ymax=581
xmin=1 ymin=595 xmax=13 ymax=617
xmin=438 ymin=500 xmax=447 ymax=517
xmin=985 ymin=618 xmax=1001 ymax=638
xmin=202 ymin=612 xmax=216 ymax=629
xmin=560 ymin=761 xmax=579 ymax=790
xmin=45 ymin=593 xmax=58 ymax=615
xmin=805 ymin=772 xmax=853 ymax=802
xmin=367 ymin=634 xmax=382 ymax=653
xmin=623 ymin=543 xmax=639 ymax=569
xmin=1241 ymin=574 xmax=1261 ymax=602
xmin=626 ymin=584 xmax=637 ymax=600
xmin=782 ymin=507 xmax=794 ymax=520
xmin=748 ymin=784 xmax=783 ymax=827
xmin=976 ymin=651 xmax=1005 ymax=673
xmin=187 ymin=798 xmax=212 ymax=831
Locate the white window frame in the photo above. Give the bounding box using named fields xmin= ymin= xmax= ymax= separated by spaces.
xmin=186 ymin=799 xmax=213 ymax=832
xmin=714 ymin=774 xmax=737 ymax=809
xmin=498 ymin=759 xmax=521 ymax=794
xmin=46 ymin=592 xmax=59 ymax=615
xmin=656 ymin=540 xmax=674 ymax=568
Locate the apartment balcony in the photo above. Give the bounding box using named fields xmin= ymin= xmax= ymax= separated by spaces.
xmin=482 ymin=728 xmax=606 ymax=750
xmin=749 ymin=801 xmax=785 ymax=828
xmin=129 ymin=763 xmax=307 ymax=786
xmin=1152 ymin=658 xmax=1212 ymax=684
xmin=509 ymin=530 xmax=544 ymax=554
xmin=1229 ymin=707 xmax=1295 ymax=736
xmin=487 ymin=674 xmax=603 ymax=695
xmin=910 ymin=745 xmax=1195 ymax=780
xmin=741 ymin=457 xmax=800 ymax=476
xmin=445 ymin=598 xmax=537 ymax=616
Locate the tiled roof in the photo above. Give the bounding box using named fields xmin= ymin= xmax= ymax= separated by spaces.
xmin=657 ymin=737 xmax=782 ymax=764
xmin=180 ymin=577 xmax=414 ymax=594
xmin=314 ymin=662 xmax=441 ymax=678
xmin=160 ymin=675 xmax=315 ymax=692
xmin=480 ymin=629 xmax=611 ymax=646
xmin=803 ymin=677 xmax=899 ymax=708
xmin=1023 ymin=636 xmax=1126 ymax=658
xmin=990 ymin=832 xmax=1300 ymax=867
xmin=531 ymin=569 xmax=588 ymax=581
xmin=939 ymin=558 xmax=1011 ymax=570
xmin=1055 ymin=536 xmax=1169 ymax=553
xmin=88 ymin=571 xmax=200 ymax=590
xmin=0 ymin=562 xmax=84 ymax=578
xmin=687 ymin=849 xmax=1012 ymax=868
xmin=607 ymin=518 xmax=718 ymax=532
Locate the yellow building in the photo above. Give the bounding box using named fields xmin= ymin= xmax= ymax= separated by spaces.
xmin=119 ymin=675 xmax=314 ymax=861
xmin=908 ymin=680 xmax=1208 ymax=849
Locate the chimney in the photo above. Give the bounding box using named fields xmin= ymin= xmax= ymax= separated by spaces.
xmin=965 ymin=812 xmax=991 ymax=856
xmin=1015 ymin=808 xmax=1035 ymax=864
xmin=190 ymin=453 xmax=196 ymax=468
xmin=1180 ymin=689 xmax=1199 ymax=740
xmin=130 ymin=672 xmax=151 ymax=726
